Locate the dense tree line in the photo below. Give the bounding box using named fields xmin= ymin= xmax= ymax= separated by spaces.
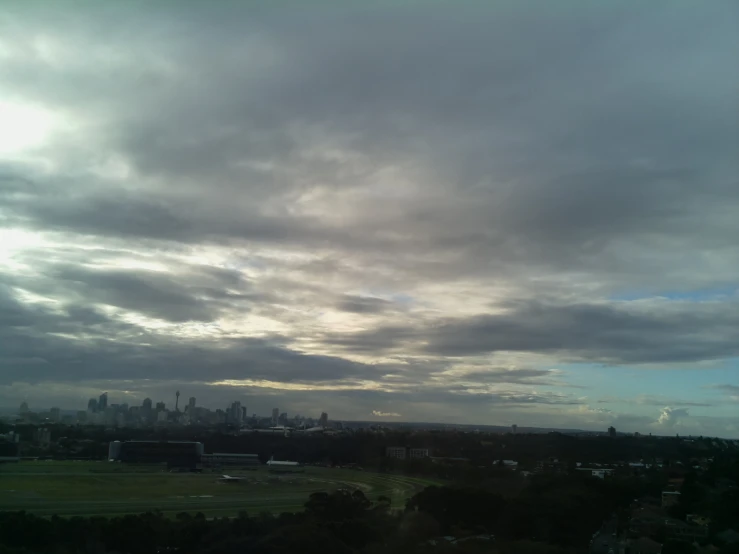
xmin=6 ymin=470 xmax=735 ymax=554
xmin=6 ymin=422 xmax=735 ymax=472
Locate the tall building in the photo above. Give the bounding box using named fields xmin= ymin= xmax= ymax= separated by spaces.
xmin=241 ymin=406 xmax=247 ymax=422
xmin=87 ymin=398 xmax=97 ymax=413
xmin=272 ymin=408 xmax=279 ymax=426
xmin=35 ymin=428 xmax=51 ymax=446
xmin=188 ymin=397 xmax=196 ymax=412
xmin=142 ymin=398 xmax=153 ymax=421
xmin=278 ymin=412 xmax=288 ymax=425
xmin=511 ymin=424 xmax=518 ymax=435
xmin=98 ymin=392 xmax=108 ymax=411
xmin=175 ymin=390 xmax=180 ymax=412
xmin=155 ymin=401 xmax=166 ymax=412
xmin=19 ymin=401 xmax=29 ymax=414
xmin=608 ymin=426 xmax=616 ymax=438
xmin=50 ymin=407 xmax=61 ymax=422
xmin=229 ymin=401 xmax=242 ymax=424
xmin=318 ymin=412 xmax=328 ymax=427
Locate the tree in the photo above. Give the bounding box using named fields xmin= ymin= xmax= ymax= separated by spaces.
xmin=662 ymin=540 xmax=698 ymax=554
xmin=304 ymin=489 xmax=372 ymax=521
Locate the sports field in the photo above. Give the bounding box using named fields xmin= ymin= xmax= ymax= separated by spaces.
xmin=0 ymin=461 xmax=440 ymax=518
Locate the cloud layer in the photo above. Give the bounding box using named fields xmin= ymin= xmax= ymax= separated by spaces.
xmin=1 ymin=1 xmax=737 ymax=435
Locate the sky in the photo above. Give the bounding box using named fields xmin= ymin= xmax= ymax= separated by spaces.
xmin=0 ymin=1 xmax=738 ymax=437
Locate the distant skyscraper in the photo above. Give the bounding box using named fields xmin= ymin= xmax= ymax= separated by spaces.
xmin=278 ymin=412 xmax=287 ymax=425
xmin=608 ymin=426 xmax=616 ymax=438
xmin=241 ymin=406 xmax=247 ymax=421
xmin=318 ymin=412 xmax=328 ymax=427
xmin=512 ymin=424 xmax=518 ymax=435
xmin=272 ymin=408 xmax=279 ymax=426
xmin=188 ymin=397 xmax=196 ymax=411
xmin=175 ymin=390 xmax=180 ymax=412
xmin=228 ymin=401 xmax=243 ymax=424
xmin=50 ymin=407 xmax=61 ymax=422
xmin=98 ymin=392 xmax=108 ymax=411
xmin=141 ymin=398 xmax=153 ymax=422
xmin=155 ymin=401 xmax=166 ymax=412
xmin=87 ymin=398 xmax=97 ymax=413
xmin=19 ymin=401 xmax=29 ymax=414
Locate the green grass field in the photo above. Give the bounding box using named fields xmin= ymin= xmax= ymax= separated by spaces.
xmin=0 ymin=461 xmax=440 ymax=518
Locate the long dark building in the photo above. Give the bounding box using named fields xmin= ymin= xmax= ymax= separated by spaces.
xmin=108 ymin=440 xmax=204 ymax=468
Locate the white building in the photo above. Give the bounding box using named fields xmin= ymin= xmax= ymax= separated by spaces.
xmin=409 ymin=448 xmax=431 ymax=459
xmin=386 ymin=447 xmax=407 ymax=460
xmin=267 ymin=455 xmax=300 ymax=467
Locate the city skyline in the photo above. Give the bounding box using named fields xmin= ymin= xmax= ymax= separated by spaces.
xmin=1 ymin=1 xmax=738 ymax=438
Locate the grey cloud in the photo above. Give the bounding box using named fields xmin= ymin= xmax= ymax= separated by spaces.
xmin=1 ymin=254 xmax=264 ymax=323
xmin=706 ymin=384 xmax=739 ymax=403
xmin=336 ymin=295 xmax=394 ymax=314
xmin=0 ymin=315 xmax=382 ymax=387
xmin=1 ymin=182 xmax=337 ymax=247
xmin=598 ymin=395 xmax=713 ymax=407
xmin=634 ymin=395 xmax=712 ymax=408
xmin=50 ymin=266 xmax=216 ymax=322
xmin=708 ymin=384 xmax=739 ymax=394
xmin=455 ymin=368 xmax=565 ymax=386
xmin=0 ymin=285 xmax=386 ymax=385
xmin=322 ymin=326 xmax=414 ymax=354
xmin=325 ymin=299 xmax=739 ymax=364
xmin=1 ymin=2 xmax=736 ymax=293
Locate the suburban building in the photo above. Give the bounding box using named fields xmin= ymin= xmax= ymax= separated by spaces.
xmin=630 ymin=537 xmax=663 ymax=554
xmin=201 ymin=453 xmax=260 ymax=467
xmin=108 ymin=440 xmax=204 ymax=468
xmin=661 ymin=491 xmax=681 ymax=508
xmin=576 ymin=467 xmax=614 ymax=479
xmin=386 ymin=447 xmax=407 ymax=460
xmin=665 ymin=519 xmax=709 ymax=541
xmin=409 ymin=448 xmax=431 ymax=459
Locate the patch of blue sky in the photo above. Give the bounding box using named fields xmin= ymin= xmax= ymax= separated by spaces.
xmin=555 ymin=361 xmax=738 ymax=414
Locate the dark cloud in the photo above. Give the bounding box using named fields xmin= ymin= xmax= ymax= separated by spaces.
xmin=456 ymin=369 xmax=565 ymax=386
xmin=49 ymin=266 xmax=216 ymax=322
xmin=709 ymin=384 xmax=739 ymax=394
xmin=0 ymin=290 xmax=383 ymax=385
xmin=0 ymin=2 xmax=736 ymax=288
xmin=325 ymin=299 xmax=739 ymax=364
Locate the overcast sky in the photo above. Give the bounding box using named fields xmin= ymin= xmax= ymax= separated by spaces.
xmin=1 ymin=1 xmax=738 ymax=436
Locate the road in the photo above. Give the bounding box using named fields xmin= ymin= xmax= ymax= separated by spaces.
xmin=590 ymin=517 xmax=620 ymax=554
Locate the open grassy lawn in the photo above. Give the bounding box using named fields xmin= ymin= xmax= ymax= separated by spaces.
xmin=0 ymin=461 xmax=439 ymax=517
